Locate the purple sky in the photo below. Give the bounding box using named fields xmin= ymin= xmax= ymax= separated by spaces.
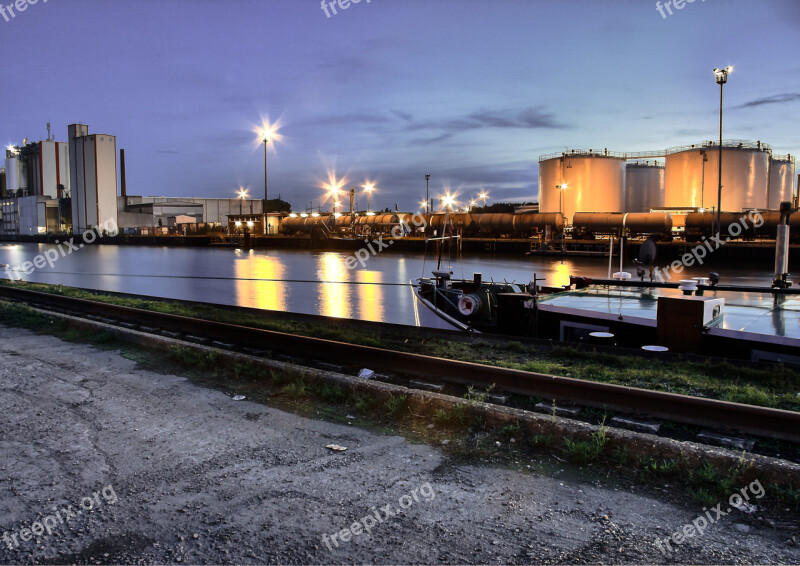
xmin=1 ymin=0 xmax=798 ymax=211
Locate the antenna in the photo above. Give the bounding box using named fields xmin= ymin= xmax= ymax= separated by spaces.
xmin=47 ymin=122 xmax=52 ymax=141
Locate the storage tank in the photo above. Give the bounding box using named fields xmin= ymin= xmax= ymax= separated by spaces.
xmin=538 ymin=150 xmax=626 ymax=225
xmin=625 ymin=162 xmax=664 ymax=212
xmin=768 ymin=155 xmax=796 ymax=210
xmin=665 ymin=141 xmax=770 ymax=211
xmin=4 ymin=156 xmax=19 ymax=192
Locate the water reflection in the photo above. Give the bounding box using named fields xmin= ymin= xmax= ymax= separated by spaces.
xmin=234 ymin=250 xmax=287 ymax=311
xmin=356 ymin=270 xmax=384 ymax=322
xmin=551 ymin=260 xmax=572 ymax=288
xmin=316 ymin=253 xmax=352 ymax=319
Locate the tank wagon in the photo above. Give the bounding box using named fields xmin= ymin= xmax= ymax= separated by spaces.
xmin=685 ymin=211 xmax=800 ymax=243
xmin=572 ymin=212 xmax=673 ymax=240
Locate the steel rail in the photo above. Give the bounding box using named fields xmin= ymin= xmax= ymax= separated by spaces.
xmin=1 ymin=285 xmax=798 ymax=443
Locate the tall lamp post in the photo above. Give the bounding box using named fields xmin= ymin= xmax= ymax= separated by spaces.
xmin=479 ymin=191 xmax=488 ymax=208
xmin=261 ymin=130 xmax=272 ymax=234
xmin=557 ymin=183 xmax=568 ymax=214
xmin=425 ymin=174 xmax=430 ymax=214
xmin=713 ymin=66 xmax=733 ymax=240
xmin=238 ymin=187 xmax=248 ymax=215
xmin=363 ymin=182 xmax=375 ymax=213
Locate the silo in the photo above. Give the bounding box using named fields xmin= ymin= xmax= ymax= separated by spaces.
xmin=768 ymin=155 xmax=796 ymax=210
xmin=665 ymin=141 xmax=770 ymax=211
xmin=4 ymin=156 xmax=19 ymax=192
xmin=625 ymin=162 xmax=664 ymax=212
xmin=538 ymin=150 xmax=626 ymax=225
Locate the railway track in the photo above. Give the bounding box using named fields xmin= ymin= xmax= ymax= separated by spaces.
xmin=1 ymin=284 xmax=798 ymax=445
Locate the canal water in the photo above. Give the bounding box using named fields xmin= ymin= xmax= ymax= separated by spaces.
xmin=0 ymin=243 xmax=781 ymax=327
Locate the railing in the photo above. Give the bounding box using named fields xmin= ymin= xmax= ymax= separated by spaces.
xmin=539 ymin=139 xmax=777 ymax=163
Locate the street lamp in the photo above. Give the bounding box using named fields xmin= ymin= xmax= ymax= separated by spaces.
xmin=713 ymin=65 xmax=733 ymax=240
xmin=363 ymin=182 xmax=375 ymax=213
xmin=260 ymin=128 xmax=274 ymax=234
xmin=441 ymin=192 xmax=456 ymax=212
xmin=469 ymin=199 xmax=477 ymax=212
xmin=557 ymin=183 xmax=568 ymax=215
xmin=237 ymin=187 xmax=248 ymax=215
xmin=479 ymin=191 xmax=488 ymax=208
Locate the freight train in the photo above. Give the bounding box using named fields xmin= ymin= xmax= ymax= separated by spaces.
xmin=279 ymin=210 xmax=797 ymax=242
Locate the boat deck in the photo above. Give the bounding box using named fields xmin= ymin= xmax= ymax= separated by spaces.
xmin=538 ymin=286 xmax=800 ymax=340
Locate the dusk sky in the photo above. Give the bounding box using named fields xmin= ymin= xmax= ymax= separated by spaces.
xmin=2 ymin=0 xmax=799 ymax=212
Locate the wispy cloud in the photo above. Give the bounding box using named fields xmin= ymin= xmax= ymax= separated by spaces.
xmin=734 ymin=93 xmax=800 ymax=109
xmin=409 ymin=106 xmax=570 ymax=144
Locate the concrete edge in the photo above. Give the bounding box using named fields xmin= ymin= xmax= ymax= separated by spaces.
xmin=17 ymin=306 xmax=800 ymax=486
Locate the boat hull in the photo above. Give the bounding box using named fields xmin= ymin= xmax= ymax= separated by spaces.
xmin=411 ymin=278 xmax=472 ymax=332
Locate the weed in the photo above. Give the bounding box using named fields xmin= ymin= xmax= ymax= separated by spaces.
xmin=281 ymin=380 xmax=307 ymax=398
xmin=353 ymin=393 xmax=373 ymax=413
xmin=613 ymin=445 xmax=630 ymax=467
xmin=562 ymin=417 xmax=609 ymax=465
xmin=640 ymin=458 xmax=680 ymax=481
xmin=384 ymin=394 xmax=407 ymax=417
xmin=500 ymin=423 xmax=522 ymax=439
xmin=432 ymin=408 xmax=452 ymax=426
xmin=314 ymin=383 xmax=347 ymax=404
xmin=530 ymin=433 xmax=553 ymax=449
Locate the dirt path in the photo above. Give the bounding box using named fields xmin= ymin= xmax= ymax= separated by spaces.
xmin=0 ymin=326 xmax=796 ymax=564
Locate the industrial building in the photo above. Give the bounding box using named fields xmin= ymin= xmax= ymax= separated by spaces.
xmin=69 ymin=124 xmax=118 ymax=234
xmin=0 ymin=123 xmax=119 ymax=236
xmin=539 ymin=140 xmax=797 ymax=225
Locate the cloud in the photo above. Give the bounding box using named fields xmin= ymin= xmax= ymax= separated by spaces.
xmin=409 ymin=106 xmax=569 ymax=144
xmin=734 ymin=93 xmax=800 ymax=109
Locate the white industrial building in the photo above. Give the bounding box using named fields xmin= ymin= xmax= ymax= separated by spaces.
xmin=69 ymin=124 xmax=118 ymax=234
xmin=117 ymin=195 xmax=267 ymax=231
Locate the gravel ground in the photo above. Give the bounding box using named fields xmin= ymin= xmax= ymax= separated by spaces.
xmin=0 ymin=326 xmax=798 ymax=565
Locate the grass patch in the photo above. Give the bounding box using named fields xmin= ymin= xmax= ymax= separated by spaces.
xmin=4 ymin=280 xmax=799 ymax=413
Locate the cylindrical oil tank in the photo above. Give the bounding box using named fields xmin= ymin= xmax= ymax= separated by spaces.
xmin=573 ymin=212 xmax=672 ymax=235
xmin=514 ymin=212 xmax=565 ymax=233
xmin=427 ymin=213 xmax=475 ymax=232
xmin=335 ymin=214 xmax=354 ymax=227
xmin=538 ymin=151 xmax=626 ymax=224
xmin=476 ymin=213 xmax=515 ymax=234
xmin=4 ymin=156 xmax=19 ymax=192
xmin=768 ymin=155 xmax=796 ymax=210
xmin=684 ymin=211 xmax=762 ymax=240
xmin=279 ymin=216 xmax=333 ymax=235
xmin=665 ymin=142 xmax=770 ymax=211
xmin=279 ymin=216 xmax=309 ymax=234
xmin=625 ymin=162 xmax=664 ymax=212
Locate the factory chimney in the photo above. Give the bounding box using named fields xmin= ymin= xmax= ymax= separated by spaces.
xmin=120 ymin=148 xmax=127 ymax=198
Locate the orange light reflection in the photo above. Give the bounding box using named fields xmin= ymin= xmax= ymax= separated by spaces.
xmin=234 ymin=252 xmax=287 ymax=311
xmin=356 ymin=270 xmax=384 ymax=322
xmin=317 ymin=253 xmax=352 ymax=319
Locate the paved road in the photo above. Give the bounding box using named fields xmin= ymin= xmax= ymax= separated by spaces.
xmin=0 ymin=326 xmax=796 ymax=564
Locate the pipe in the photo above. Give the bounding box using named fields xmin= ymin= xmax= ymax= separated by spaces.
xmin=772 ymin=201 xmax=792 ymax=289
xmin=607 ymin=237 xmax=614 ymax=278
